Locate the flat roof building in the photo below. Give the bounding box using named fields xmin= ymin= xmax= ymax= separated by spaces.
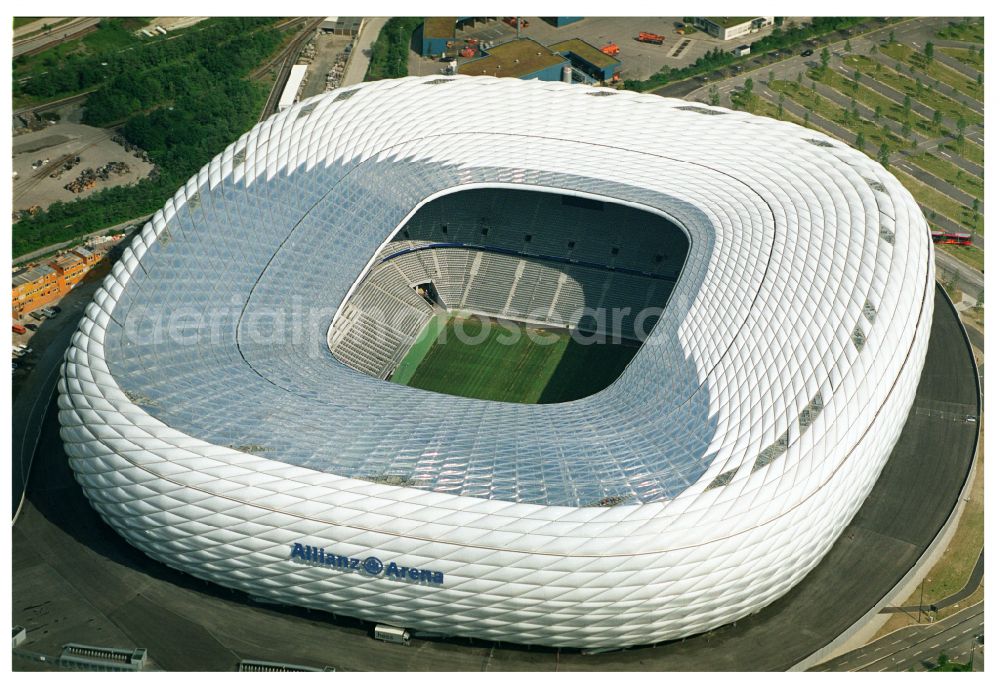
xmin=459 ymin=38 xmax=568 ymax=81
xmin=419 ymin=17 xmax=457 ymax=57
xmin=278 ymin=64 xmax=309 ymax=112
xmin=549 ymin=38 xmax=622 ymax=81
xmin=694 ymin=16 xmax=774 ymax=41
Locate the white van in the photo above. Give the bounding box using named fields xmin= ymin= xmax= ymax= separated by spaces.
xmin=373 ymin=624 xmax=410 ymax=645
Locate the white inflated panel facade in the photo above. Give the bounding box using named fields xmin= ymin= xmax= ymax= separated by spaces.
xmin=58 ymin=76 xmax=934 ymax=648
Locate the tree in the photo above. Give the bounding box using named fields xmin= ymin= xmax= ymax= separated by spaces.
xmin=778 ymin=93 xmax=785 ymax=117
xmin=874 ymin=103 xmax=883 ymax=121
xmin=957 ymin=116 xmax=968 ymax=136
xmin=888 ymin=30 xmax=895 ymax=43
xmin=933 ymin=109 xmax=942 ymax=127
xmin=878 ymin=142 xmax=890 ymax=166
xmin=924 ymin=41 xmax=934 ymax=63
xmin=855 ymin=131 xmax=866 ymax=149
xmin=902 ymin=121 xmax=911 ymax=138
xmin=902 ymin=94 xmax=911 ymax=119
xmin=977 ymin=72 xmax=983 ymax=86
xmin=972 ymin=198 xmax=980 ymax=224
xmin=804 ymin=110 xmax=810 ymax=125
xmin=820 ymin=46 xmax=830 ymax=71
xmin=708 ymin=84 xmax=720 ymax=106
xmin=869 ymin=41 xmax=878 ymax=55
xmin=744 ymin=77 xmax=753 ymax=93
xmin=768 ymin=70 xmax=774 ymax=85
xmin=796 ymin=71 xmax=803 ymax=85
xmin=844 ymin=38 xmax=852 ymax=52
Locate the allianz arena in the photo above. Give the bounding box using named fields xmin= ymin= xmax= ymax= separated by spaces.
xmin=58 ymin=76 xmax=934 ymax=649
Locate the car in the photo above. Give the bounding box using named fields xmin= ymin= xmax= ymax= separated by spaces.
xmin=965 ymin=415 xmax=977 ymax=424
xmin=24 ymin=323 xmax=37 ymax=331
xmin=50 ymin=305 xmax=61 ymax=313
xmin=41 ymin=308 xmax=57 ymax=318
xmin=29 ymin=311 xmax=45 ymax=320
xmin=801 ymin=49 xmax=814 ymax=57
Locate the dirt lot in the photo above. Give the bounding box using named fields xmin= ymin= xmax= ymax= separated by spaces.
xmin=12 ymin=122 xmax=154 ymax=212
xmin=301 ymin=32 xmax=353 ymax=99
xmin=409 ymin=17 xmax=809 ymax=81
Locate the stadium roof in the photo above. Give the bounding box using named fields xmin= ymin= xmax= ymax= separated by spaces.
xmin=59 ymin=76 xmax=934 ymax=648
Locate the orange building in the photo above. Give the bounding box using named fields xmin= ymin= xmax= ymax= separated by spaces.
xmin=12 ymin=247 xmax=106 ymax=320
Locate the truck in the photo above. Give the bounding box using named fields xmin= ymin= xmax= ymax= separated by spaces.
xmin=373 ymin=624 xmax=411 ymax=645
xmin=931 ymin=230 xmax=973 ymax=246
xmin=636 ymin=32 xmax=666 ymax=45
xmin=600 ymin=43 xmax=620 ymax=56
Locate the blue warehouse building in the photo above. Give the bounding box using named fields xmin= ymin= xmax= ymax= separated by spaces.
xmin=418 ymin=17 xmax=457 ymax=57
xmin=550 ymin=38 xmax=621 ymax=82
xmin=459 ymin=39 xmax=569 ymax=82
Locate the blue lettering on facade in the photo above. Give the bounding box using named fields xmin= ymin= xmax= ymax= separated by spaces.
xmin=289 ymin=543 xmax=445 ymax=585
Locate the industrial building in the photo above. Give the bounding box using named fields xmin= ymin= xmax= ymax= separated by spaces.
xmin=12 ymin=247 xmax=105 ymax=319
xmin=60 ymin=76 xmax=933 ymax=649
xmin=277 ymin=64 xmax=308 ymax=112
xmin=458 ymin=38 xmax=568 ymax=81
xmin=418 ymin=16 xmax=458 ymax=57
xmin=320 ymin=17 xmax=363 ymax=36
xmin=693 ymin=16 xmax=774 ymax=41
xmin=549 ymin=38 xmax=621 ymax=82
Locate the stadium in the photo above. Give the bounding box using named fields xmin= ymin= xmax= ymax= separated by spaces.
xmin=58 ymin=75 xmax=934 ymax=649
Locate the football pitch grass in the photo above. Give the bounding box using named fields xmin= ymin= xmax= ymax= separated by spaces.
xmin=390 ymin=314 xmax=641 ymax=404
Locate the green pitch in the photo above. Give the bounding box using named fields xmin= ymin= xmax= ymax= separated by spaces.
xmin=391 ymin=315 xmax=641 ymax=404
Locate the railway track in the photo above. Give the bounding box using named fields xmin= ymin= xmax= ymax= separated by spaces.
xmin=258 ymin=18 xmax=325 ymax=121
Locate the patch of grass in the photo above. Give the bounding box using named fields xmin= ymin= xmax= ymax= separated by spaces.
xmin=14 ymin=17 xmax=40 ymax=28
xmin=892 ymin=167 xmax=983 ymax=234
xmin=906 ymin=152 xmax=983 ymax=199
xmin=938 ymin=244 xmax=984 ymax=273
xmin=843 ymin=54 xmax=982 ymax=126
xmin=936 ymin=18 xmax=984 ymax=43
xmin=939 ymin=46 xmax=984 ymax=70
xmin=397 ymin=315 xmax=640 ymax=404
xmin=770 ymin=79 xmax=905 ymax=153
xmin=879 ymin=42 xmax=982 ymax=102
xmin=810 ymin=66 xmax=945 ymax=139
xmin=940 ymin=139 xmax=983 ymax=167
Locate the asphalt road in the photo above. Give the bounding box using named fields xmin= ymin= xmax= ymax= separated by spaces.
xmin=811 ymin=602 xmax=984 ymax=671
xmin=681 ymin=17 xmax=984 ymax=250
xmin=11 ymin=271 xmax=108 ymax=520
xmin=10 ymin=285 xmax=978 ymax=671
xmin=13 ymin=17 xmax=101 ymax=57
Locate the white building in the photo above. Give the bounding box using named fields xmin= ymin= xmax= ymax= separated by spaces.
xmin=277 ymin=64 xmax=308 ymax=112
xmin=59 ymin=76 xmax=933 ymax=649
xmin=695 ymin=16 xmax=774 ymax=41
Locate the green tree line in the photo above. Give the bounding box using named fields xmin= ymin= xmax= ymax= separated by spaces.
xmin=13 ymin=18 xmax=283 ymax=257
xmin=623 ymin=17 xmax=876 ymax=92
xmin=365 ymin=17 xmax=423 ymax=81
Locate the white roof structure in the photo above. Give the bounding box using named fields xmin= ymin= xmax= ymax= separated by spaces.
xmin=58 ymin=76 xmax=934 ymax=648
xmin=277 ymin=64 xmax=308 ymax=112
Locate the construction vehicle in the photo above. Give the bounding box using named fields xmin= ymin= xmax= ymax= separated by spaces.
xmin=459 ymin=46 xmax=476 ymax=58
xmin=502 ymin=17 xmax=528 ymax=29
xmin=636 ymin=32 xmax=666 ymax=45
xmin=600 ymin=43 xmax=620 ymax=57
